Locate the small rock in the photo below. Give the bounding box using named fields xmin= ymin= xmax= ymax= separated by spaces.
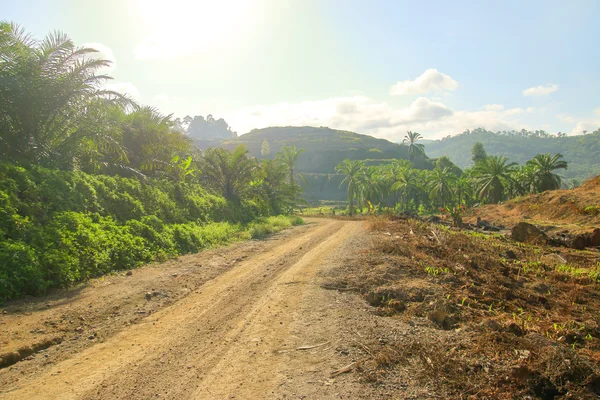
xmin=126 ymin=270 xmax=133 ymax=276
xmin=75 ymin=327 xmax=84 ymax=333
xmin=484 ymin=319 xmax=501 ymax=331
xmin=145 ymin=292 xmax=153 ymax=301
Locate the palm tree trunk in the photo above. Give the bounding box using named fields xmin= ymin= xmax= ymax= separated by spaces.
xmin=348 ymin=184 xmax=354 ymax=216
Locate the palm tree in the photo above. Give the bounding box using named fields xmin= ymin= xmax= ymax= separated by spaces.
xmin=453 ymin=175 xmax=473 ymax=207
xmin=509 ymin=165 xmax=538 ymax=196
xmin=0 ymin=22 xmax=128 ymax=166
xmin=402 ymin=131 xmax=425 ymax=162
xmin=428 ymin=167 xmax=456 ymax=208
xmin=276 ymin=146 xmax=305 ymax=185
xmin=199 ymin=145 xmax=256 ymax=203
xmin=526 ymin=153 xmax=568 ymax=192
xmin=252 ymin=159 xmax=300 ymax=215
xmin=383 ymin=159 xmax=413 ymax=207
xmin=121 ymin=107 xmax=192 ymax=175
xmin=472 ymin=156 xmax=517 ymax=203
xmin=336 ymin=159 xmax=365 ymax=216
xmin=356 ymin=166 xmax=384 ymax=213
xmin=391 ymin=166 xmax=420 ymax=211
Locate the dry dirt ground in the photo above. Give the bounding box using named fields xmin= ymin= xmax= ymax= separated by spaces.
xmin=3 ymin=216 xmax=599 ymax=400
xmin=1 ymin=218 xmax=397 ymax=399
xmin=467 ymin=176 xmax=600 ymax=235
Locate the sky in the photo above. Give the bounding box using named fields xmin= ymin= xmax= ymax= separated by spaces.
xmin=2 ymin=0 xmax=600 ymax=140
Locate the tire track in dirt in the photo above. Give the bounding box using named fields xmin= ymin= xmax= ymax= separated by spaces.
xmin=2 ymin=219 xmax=363 ymax=400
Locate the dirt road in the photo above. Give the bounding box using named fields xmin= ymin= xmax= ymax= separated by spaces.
xmin=1 ymin=219 xmax=370 ymax=399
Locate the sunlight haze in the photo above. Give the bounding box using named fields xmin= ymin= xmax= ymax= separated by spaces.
xmin=2 ymin=0 xmax=599 ymax=139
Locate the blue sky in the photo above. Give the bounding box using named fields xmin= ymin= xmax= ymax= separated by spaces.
xmin=2 ymin=0 xmax=599 ymax=139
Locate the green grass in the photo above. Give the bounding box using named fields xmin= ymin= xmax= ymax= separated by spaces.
xmin=247 ymin=215 xmax=304 ymax=239
xmin=555 ymin=263 xmax=600 ymax=282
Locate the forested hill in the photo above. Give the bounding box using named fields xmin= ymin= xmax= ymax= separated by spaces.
xmin=195 ymin=126 xmax=430 ymax=174
xmin=424 ymin=128 xmax=600 ymax=181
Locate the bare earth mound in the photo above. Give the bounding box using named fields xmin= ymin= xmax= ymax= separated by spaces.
xmin=469 ymin=176 xmax=600 ymax=234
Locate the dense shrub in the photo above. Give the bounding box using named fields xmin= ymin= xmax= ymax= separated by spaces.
xmin=0 ymin=164 xmax=303 ymax=301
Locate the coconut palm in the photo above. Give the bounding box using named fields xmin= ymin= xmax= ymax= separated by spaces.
xmin=276 ymin=146 xmax=305 ymax=185
xmin=402 ymin=131 xmax=425 ymax=162
xmin=336 ymin=159 xmax=365 ymax=216
xmin=472 ymin=155 xmax=517 ymax=203
xmin=526 ymin=153 xmax=568 ymax=192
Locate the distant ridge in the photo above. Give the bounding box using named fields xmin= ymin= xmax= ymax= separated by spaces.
xmin=424 ymin=128 xmax=600 ymax=182
xmin=194 ymin=126 xmax=432 ymax=174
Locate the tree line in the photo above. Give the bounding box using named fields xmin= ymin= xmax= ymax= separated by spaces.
xmin=336 ymin=132 xmax=569 ymax=219
xmin=0 ymin=21 xmax=305 ymax=215
xmin=0 ymin=23 xmax=307 ymax=300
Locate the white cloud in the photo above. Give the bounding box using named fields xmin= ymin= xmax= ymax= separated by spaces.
xmin=83 ymin=42 xmax=116 ymax=72
xmin=390 ymin=69 xmax=458 ymax=96
xmin=223 ymin=96 xmax=530 ymax=141
xmin=594 ymin=108 xmax=600 ymax=117
xmin=104 ymin=82 xmax=140 ymax=99
xmin=570 ymin=121 xmax=599 ymax=135
xmin=522 ymin=83 xmax=559 ymax=96
xmin=481 ymin=104 xmax=504 ymax=111
xmin=557 ymin=114 xmax=575 ymax=123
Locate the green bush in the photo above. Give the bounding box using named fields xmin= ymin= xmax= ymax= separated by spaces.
xmin=0 ymin=240 xmax=45 ymax=301
xmin=0 ymin=164 xmax=303 ymax=301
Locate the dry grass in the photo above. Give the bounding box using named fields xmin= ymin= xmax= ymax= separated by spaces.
xmin=469 ymin=175 xmax=600 ymax=234
xmin=327 ymin=216 xmax=600 ymax=399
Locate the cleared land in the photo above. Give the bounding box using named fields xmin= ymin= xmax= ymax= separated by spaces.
xmin=2 ymin=214 xmax=599 ymax=399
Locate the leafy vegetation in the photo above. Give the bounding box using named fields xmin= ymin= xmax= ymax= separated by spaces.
xmin=0 ymin=23 xmax=306 ymax=301
xmin=334 ymin=138 xmax=570 ymax=216
xmin=0 ymin=163 xmax=303 ymax=301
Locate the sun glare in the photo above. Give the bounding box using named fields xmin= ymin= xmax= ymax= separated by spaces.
xmin=135 ymin=0 xmax=255 ymax=59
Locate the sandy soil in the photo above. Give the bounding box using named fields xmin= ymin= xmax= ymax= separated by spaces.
xmin=0 ymin=218 xmax=381 ymax=399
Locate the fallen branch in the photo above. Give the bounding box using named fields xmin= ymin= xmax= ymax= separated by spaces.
xmin=296 ymin=341 xmax=331 ymax=351
xmin=330 ymin=362 xmax=356 ymax=377
xmin=431 ymin=229 xmax=442 ymax=245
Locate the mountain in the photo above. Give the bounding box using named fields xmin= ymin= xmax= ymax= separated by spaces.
xmin=424 ymin=128 xmax=600 ymax=182
xmin=220 ymin=126 xmax=431 ymax=172
xmin=194 ymin=126 xmax=431 ymax=201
